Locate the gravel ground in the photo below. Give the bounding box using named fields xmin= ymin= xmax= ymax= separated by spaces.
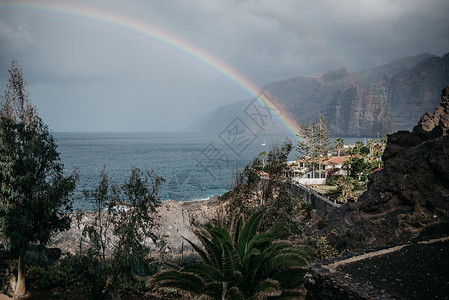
xmin=337 ymin=238 xmax=449 ymax=299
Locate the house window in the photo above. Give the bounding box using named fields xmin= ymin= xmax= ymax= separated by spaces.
xmin=300 ymin=162 xmax=304 ymax=168
xmin=322 ymin=164 xmax=326 ymax=170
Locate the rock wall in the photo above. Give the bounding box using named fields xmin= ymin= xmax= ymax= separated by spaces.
xmin=306 ymin=86 xmax=449 ymax=250
xmin=292 ymin=183 xmax=340 ymax=217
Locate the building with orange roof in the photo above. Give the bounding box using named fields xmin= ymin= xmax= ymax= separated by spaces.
xmin=289 ymin=156 xmax=351 ymax=185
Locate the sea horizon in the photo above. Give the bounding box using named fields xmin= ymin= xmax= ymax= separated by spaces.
xmin=53 ymin=131 xmax=375 ymax=210
xmin=54 ymin=132 xmax=294 ymax=210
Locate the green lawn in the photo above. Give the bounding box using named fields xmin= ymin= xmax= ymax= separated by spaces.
xmin=311 ymin=183 xmax=367 ymax=199
xmin=311 ymin=185 xmax=337 ymax=195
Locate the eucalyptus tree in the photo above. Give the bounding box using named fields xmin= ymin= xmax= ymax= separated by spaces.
xmin=0 ymin=61 xmax=78 ymax=296
xmin=82 ymin=167 xmax=165 ymax=300
xmin=152 ymin=211 xmax=313 ymax=299
xmin=297 ymin=115 xmax=332 ymax=179
xmin=109 ymin=168 xmax=164 ymax=297
xmin=261 ymin=141 xmax=300 ymax=234
xmin=226 ymin=141 xmax=301 ymax=235
xmin=82 ymin=168 xmax=119 ymax=264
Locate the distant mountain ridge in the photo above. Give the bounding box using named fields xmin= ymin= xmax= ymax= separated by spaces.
xmin=195 ymin=52 xmax=449 ymax=137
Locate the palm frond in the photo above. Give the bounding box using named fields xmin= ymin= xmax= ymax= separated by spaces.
xmin=226 ymin=286 xmax=245 ymax=300
xmin=153 ymin=211 xmax=314 ymax=300
xmin=182 ymin=236 xmax=210 ymax=265
xmin=252 ymin=278 xmax=281 ymax=299
xmin=237 ymin=211 xmax=264 ymax=257
xmin=182 ymin=264 xmax=223 ymax=283
xmin=271 ymin=266 xmax=308 ymax=288
xmin=230 ymin=213 xmax=243 ymax=245
xmin=152 ymin=270 xmax=205 ymax=294
xmin=191 ymin=229 xmax=223 ymax=268
xmin=245 ymin=231 xmax=277 ymax=255
xmin=221 ymin=239 xmax=240 ymax=278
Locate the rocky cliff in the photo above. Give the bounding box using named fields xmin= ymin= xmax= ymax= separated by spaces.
xmin=50 ymin=198 xmax=225 ymax=255
xmin=197 ymin=53 xmax=449 ymax=137
xmin=267 ymin=52 xmax=449 ymax=136
xmin=306 ymin=86 xmax=449 ymax=250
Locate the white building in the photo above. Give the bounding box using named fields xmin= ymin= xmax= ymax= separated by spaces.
xmin=290 ymin=156 xmax=349 ymax=185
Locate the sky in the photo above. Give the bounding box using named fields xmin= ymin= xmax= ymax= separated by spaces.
xmin=0 ymin=0 xmax=448 ymax=132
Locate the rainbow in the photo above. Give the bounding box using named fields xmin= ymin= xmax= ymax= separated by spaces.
xmin=0 ymin=0 xmax=304 ymax=140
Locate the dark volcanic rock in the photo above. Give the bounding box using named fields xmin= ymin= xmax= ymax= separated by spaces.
xmin=306 ymin=86 xmax=449 ymax=250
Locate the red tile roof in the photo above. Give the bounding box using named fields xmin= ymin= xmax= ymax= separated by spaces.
xmin=323 ymin=156 xmax=349 ymax=165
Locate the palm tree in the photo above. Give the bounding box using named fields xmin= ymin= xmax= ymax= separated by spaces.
xmin=334 ymin=138 xmax=344 ymax=157
xmin=259 ymin=151 xmax=267 ymax=169
xmin=336 ymin=176 xmax=355 ymax=203
xmin=367 ymin=139 xmax=375 ymax=157
xmin=354 ymin=141 xmax=364 ymax=154
xmin=152 ymin=212 xmax=313 ymax=299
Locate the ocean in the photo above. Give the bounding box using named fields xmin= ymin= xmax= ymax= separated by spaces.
xmin=54 ymin=132 xmax=369 ymax=210
xmin=54 ymin=132 xmax=294 ymax=210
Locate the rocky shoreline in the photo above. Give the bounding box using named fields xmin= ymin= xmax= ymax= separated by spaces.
xmin=49 ymin=196 xmax=225 ymax=255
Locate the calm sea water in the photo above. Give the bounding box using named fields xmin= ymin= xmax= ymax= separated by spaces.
xmin=54 ymin=132 xmax=368 ymax=210
xmin=54 ymin=132 xmax=294 ymax=210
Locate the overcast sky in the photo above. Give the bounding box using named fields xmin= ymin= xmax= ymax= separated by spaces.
xmin=1 ymin=0 xmax=448 ymax=132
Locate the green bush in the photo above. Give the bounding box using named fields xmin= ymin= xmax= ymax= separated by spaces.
xmin=26 ymin=264 xmax=77 ymax=291
xmin=26 ymin=250 xmax=50 ymax=267
xmin=158 ymin=251 xmax=202 ymax=268
xmin=314 ymin=236 xmax=339 ymax=259
xmin=26 ymin=253 xmax=107 ymax=297
xmin=329 ymin=175 xmax=343 ymax=186
xmin=298 ymin=201 xmax=311 ymax=218
xmin=303 ymin=236 xmax=339 ymax=260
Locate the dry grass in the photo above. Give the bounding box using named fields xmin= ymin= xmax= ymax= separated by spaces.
xmin=310 ymin=185 xmax=337 ymax=195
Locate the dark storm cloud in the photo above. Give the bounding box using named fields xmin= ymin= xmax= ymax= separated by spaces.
xmin=0 ymin=0 xmax=448 ymax=131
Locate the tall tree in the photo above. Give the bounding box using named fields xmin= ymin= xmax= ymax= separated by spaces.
xmin=225 ymin=141 xmax=302 ymax=235
xmin=297 ymin=115 xmax=332 ymax=179
xmin=82 ymin=167 xmax=165 ymax=299
xmin=82 ymin=167 xmax=119 ymax=265
xmin=336 ymin=176 xmax=355 ymax=203
xmin=334 ymin=138 xmax=345 ymax=157
xmin=258 ymin=151 xmax=267 ymax=169
xmin=109 ymin=168 xmax=164 ymax=298
xmin=0 ymin=61 xmax=78 ymax=296
xmin=367 ymin=139 xmax=375 ymax=157
xmin=262 ymin=141 xmax=301 ymax=234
